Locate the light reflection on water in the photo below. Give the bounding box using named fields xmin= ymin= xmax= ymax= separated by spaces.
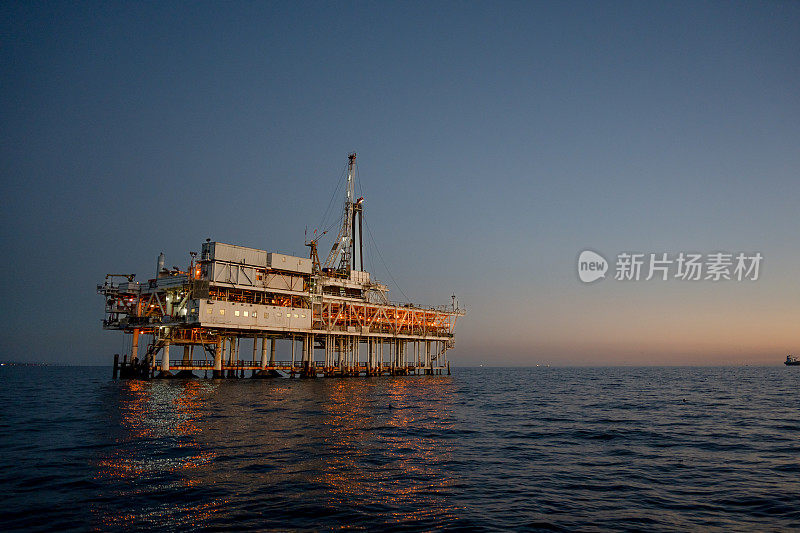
xmin=311 ymin=377 xmax=463 ymax=526
xmin=93 ymin=379 xmax=228 ymax=530
xmin=2 ymin=367 xmax=799 ymax=531
xmin=92 ymin=375 xmax=461 ymax=530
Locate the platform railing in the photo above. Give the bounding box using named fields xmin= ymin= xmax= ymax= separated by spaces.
xmin=167 ymin=359 xmax=318 ymax=368
xmin=165 ymin=359 xmax=430 ymax=369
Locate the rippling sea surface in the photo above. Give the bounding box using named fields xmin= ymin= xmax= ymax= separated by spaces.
xmin=1 ymin=366 xmax=798 ymax=531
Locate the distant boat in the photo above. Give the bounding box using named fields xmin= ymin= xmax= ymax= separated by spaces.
xmin=785 ymin=355 xmax=800 ymax=366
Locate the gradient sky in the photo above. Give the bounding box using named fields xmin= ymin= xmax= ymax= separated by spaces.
xmin=2 ymin=1 xmax=798 ymax=365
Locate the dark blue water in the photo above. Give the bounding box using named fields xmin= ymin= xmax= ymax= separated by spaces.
xmin=1 ymin=366 xmax=798 ymax=531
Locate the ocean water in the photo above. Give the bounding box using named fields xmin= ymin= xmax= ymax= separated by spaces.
xmin=0 ymin=366 xmax=798 ymax=532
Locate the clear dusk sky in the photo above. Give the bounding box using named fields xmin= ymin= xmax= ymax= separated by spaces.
xmin=1 ymin=1 xmax=798 ymax=365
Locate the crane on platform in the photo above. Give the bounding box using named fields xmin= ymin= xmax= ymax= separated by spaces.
xmin=305 ymin=229 xmax=324 ymax=275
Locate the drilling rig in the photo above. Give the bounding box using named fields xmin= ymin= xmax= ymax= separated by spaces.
xmin=98 ymin=153 xmax=465 ymax=379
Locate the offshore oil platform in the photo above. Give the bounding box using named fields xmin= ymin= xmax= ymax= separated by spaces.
xmin=99 ymin=154 xmax=464 ymax=379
